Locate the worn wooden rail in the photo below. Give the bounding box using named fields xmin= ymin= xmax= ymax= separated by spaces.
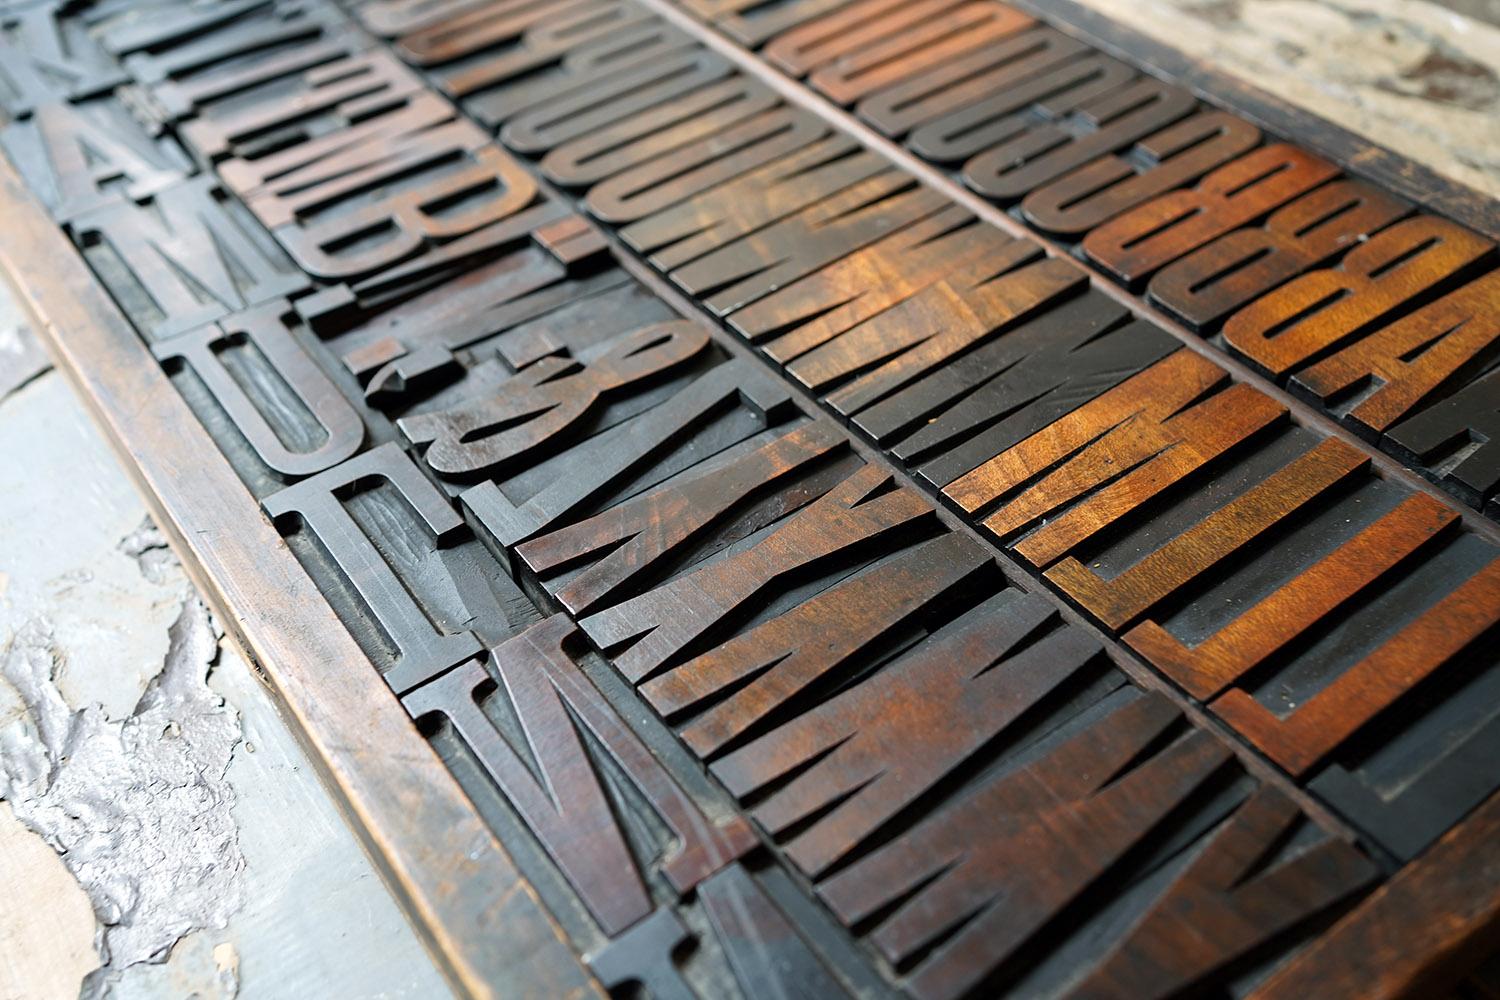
xmin=2 ymin=0 xmax=1498 ymax=997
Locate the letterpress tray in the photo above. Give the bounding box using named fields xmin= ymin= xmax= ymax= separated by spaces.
xmin=3 ymin=0 xmax=1498 ymax=997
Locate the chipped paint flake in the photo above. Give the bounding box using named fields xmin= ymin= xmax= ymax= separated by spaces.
xmin=0 ymin=599 xmax=246 ymax=996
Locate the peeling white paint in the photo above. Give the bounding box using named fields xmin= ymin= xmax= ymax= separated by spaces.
xmin=0 ymin=600 xmax=247 ymax=997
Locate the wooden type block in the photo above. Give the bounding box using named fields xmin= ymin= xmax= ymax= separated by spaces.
xmin=861 ymin=295 xmax=1180 ymax=486
xmin=637 ymin=529 xmax=994 ymax=757
xmin=1308 ymin=575 xmax=1500 ymax=860
xmin=1293 ymin=271 xmax=1500 ymax=446
xmin=1125 ymin=491 xmax=1461 ymax=702
xmin=737 ymin=207 xmax=1024 ymax=354
xmin=1149 ymin=179 xmax=1412 ymax=330
xmin=352 ymin=0 xmax=495 ymax=38
xmin=944 ymin=349 xmax=1285 ymax=563
xmin=860 ymin=25 xmax=1112 ymax=146
xmin=100 ymin=0 xmax=361 ymax=112
xmin=1045 ymin=437 xmax=1371 ymax=632
xmin=585 ymin=106 xmax=832 ymax=228
xmin=499 ymin=47 xmax=736 ymax=163
xmin=396 ymin=0 xmax=624 ymax=69
xmin=262 ymin=442 xmax=487 ymax=694
xmin=516 ymin=421 xmax=851 ymax=616
xmin=588 ymin=865 xmax=853 ymax=998
xmin=542 ymin=73 xmax=778 ymax=193
xmin=1212 ymin=540 xmax=1500 ymax=777
xmin=1020 ymin=111 xmax=1261 ymax=238
xmin=678 ymin=0 xmax=874 ymax=49
xmin=801 ymin=3 xmax=1035 ymax=108
xmin=1221 ymin=215 xmax=1494 ymax=379
xmin=582 ymin=461 xmax=940 ymax=684
xmin=779 ymin=253 xmax=1084 ymax=418
xmin=153 ymin=298 xmax=365 ymax=479
xmin=244 ymin=114 xmax=540 ymax=281
xmin=1063 ymin=786 xmax=1377 ymax=999
xmin=961 ymin=76 xmax=1197 ymax=203
xmin=1385 ymin=364 xmax=1500 ymax=511
xmin=167 ymin=43 xmax=420 ymax=167
xmin=409 ymin=1 xmax=704 ymax=139
xmin=0 ymin=1 xmax=125 ymax=118
xmin=0 ymin=98 xmax=189 ymax=223
xmin=1252 ymin=791 xmax=1500 ymax=998
xmin=816 ymin=691 xmax=1232 ymax=1000
xmin=216 ymin=87 xmax=458 ymax=204
xmin=400 ymin=319 xmax=712 ymax=476
xmin=710 ymin=589 xmax=1106 ymax=875
xmin=1085 ymin=143 xmax=1341 ymax=288
xmin=70 ymin=173 xmax=309 ymax=341
xmin=402 ymin=614 xmax=755 ymax=935
xmin=462 ymin=357 xmax=799 ymax=548
xmin=293 ymin=193 xmax=609 ymax=331
xmin=760 ymin=0 xmax=989 ymax=78
xmin=313 ymin=235 xmax=627 ymax=409
xmin=621 ymin=138 xmax=955 ymax=317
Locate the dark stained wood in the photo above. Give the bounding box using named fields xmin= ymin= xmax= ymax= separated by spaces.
xmin=353 ymin=0 xmax=494 ymax=38
xmin=1021 ymin=111 xmax=1261 ymax=238
xmin=402 ymin=614 xmax=755 ymax=933
xmin=873 ymin=301 xmax=1179 ymax=485
xmin=0 ymin=152 xmax=600 ymax=1000
xmin=1084 ymin=144 xmax=1340 ymax=287
xmin=171 ymin=47 xmax=417 ymax=162
xmin=100 ymin=0 xmax=363 ymax=127
xmin=581 ymin=461 xmax=937 ymax=682
xmin=587 ymin=907 xmax=696 ymax=1000
xmin=873 ymin=27 xmax=1123 ymax=151
xmin=13 ymin=0 xmax=1500 ymax=992
xmin=710 ymin=590 xmax=1105 ymax=875
xmin=588 ymin=864 xmax=853 ymax=999
xmin=1386 ymin=365 xmax=1500 ymax=511
xmin=626 ymin=148 xmax=956 ymax=318
xmin=1149 ymin=180 xmax=1412 ymax=331
xmin=263 ymin=442 xmax=485 ymax=695
xmin=1251 ymin=791 xmax=1500 ymax=1000
xmin=680 ymin=0 xmax=867 ymax=49
xmin=1212 ymin=554 xmax=1500 ymax=776
xmin=1221 ymin=216 xmax=1494 ymax=379
xmin=785 ymin=257 xmax=1083 ymax=418
xmin=540 ymin=73 xmax=773 ymax=188
xmin=400 ymin=319 xmax=711 ymax=476
xmin=585 ymin=106 xmax=829 ymax=226
xmin=803 ymin=3 xmax=1035 ymax=108
xmin=1126 ymin=492 xmax=1460 ymax=699
xmin=153 ymin=298 xmax=366 ymax=480
xmin=760 ymin=0 xmax=984 ymax=79
xmin=639 ymin=529 xmax=992 ymax=756
xmin=943 ymin=350 xmax=1285 ymax=563
xmin=463 ymin=357 xmax=797 ymax=547
xmin=503 ymin=46 xmax=736 ymax=161
xmin=1066 ymin=787 xmax=1377 ymax=999
xmin=296 ymin=197 xmax=608 ymax=335
xmin=961 ymin=76 xmax=1196 ymax=204
xmin=697 ymin=864 xmax=851 ymax=998
xmin=732 ymin=206 xmax=1011 ymax=350
xmin=259 ymin=119 xmax=541 ymax=281
xmin=1045 ymin=438 xmax=1371 ymax=631
xmin=516 ymin=421 xmax=849 ymax=615
xmin=69 ymin=173 xmax=309 ymax=341
xmin=1293 ymin=271 xmax=1500 ymax=445
xmin=817 ymin=690 xmax=1231 ymax=1000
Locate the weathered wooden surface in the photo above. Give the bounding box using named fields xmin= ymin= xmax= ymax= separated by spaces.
xmin=4 ymin=0 xmax=1500 ymax=997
